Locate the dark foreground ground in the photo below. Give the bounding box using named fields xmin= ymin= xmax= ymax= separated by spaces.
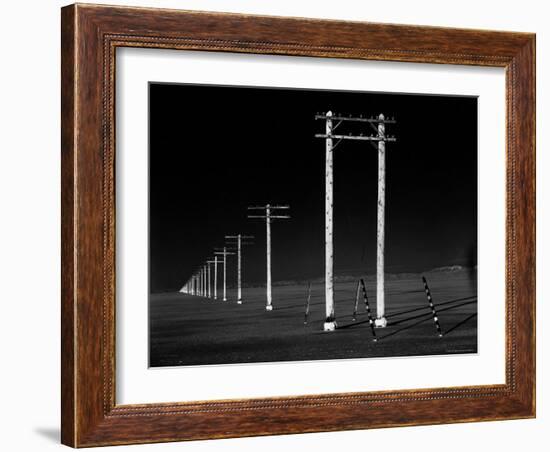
xmin=149 ymin=271 xmax=477 ymax=367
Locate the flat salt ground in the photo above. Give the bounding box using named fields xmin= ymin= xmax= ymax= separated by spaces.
xmin=149 ymin=271 xmax=477 ymax=367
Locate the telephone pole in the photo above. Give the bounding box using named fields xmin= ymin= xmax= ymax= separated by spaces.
xmin=225 ymin=234 xmax=255 ymax=304
xmin=197 ymin=268 xmax=201 ymax=296
xmin=201 ymin=267 xmax=205 ymax=296
xmin=315 ymin=111 xmax=396 ymax=330
xmin=247 ymin=204 xmax=290 ymax=311
xmin=202 ymin=264 xmax=207 ymax=297
xmin=207 ymin=261 xmax=212 ymax=298
xmin=214 ymin=247 xmax=235 ymax=301
xmin=206 ymin=257 xmax=223 ymax=300
xmin=376 ymin=114 xmax=387 ymax=326
xmin=205 ymin=264 xmax=208 ymax=297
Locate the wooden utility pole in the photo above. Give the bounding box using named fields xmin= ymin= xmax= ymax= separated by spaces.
xmin=213 ymin=256 xmax=220 ymax=300
xmin=375 ymin=114 xmax=387 ymax=327
xmin=214 ymin=247 xmax=235 ymax=301
xmin=202 ymin=267 xmax=205 ymax=297
xmin=197 ymin=270 xmax=200 ymax=296
xmin=198 ymin=268 xmax=202 ymax=296
xmin=225 ymin=234 xmax=254 ymax=304
xmin=207 ymin=258 xmax=223 ymax=300
xmin=196 ymin=270 xmax=200 ymax=296
xmin=325 ymin=111 xmax=335 ymax=330
xmin=247 ymin=205 xmax=290 ymax=311
xmin=315 ymin=111 xmax=396 ymax=330
xmin=207 ymin=261 xmax=212 ymax=298
xmin=202 ymin=265 xmax=207 ymax=297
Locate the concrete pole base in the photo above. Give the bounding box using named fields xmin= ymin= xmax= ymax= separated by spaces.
xmin=265 ymin=305 xmax=273 ymax=311
xmin=323 ymin=321 xmax=337 ymax=332
xmin=237 ymin=300 xmax=242 ymax=305
xmin=374 ymin=317 xmax=388 ymax=328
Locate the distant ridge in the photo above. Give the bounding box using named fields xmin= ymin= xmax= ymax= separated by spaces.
xmin=250 ymin=265 xmax=476 ymax=288
xmin=163 ymin=265 xmax=477 ymax=293
xmin=427 ymin=265 xmax=466 ymax=273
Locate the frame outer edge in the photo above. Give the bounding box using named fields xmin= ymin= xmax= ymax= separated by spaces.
xmin=515 ymin=35 xmax=536 ymax=415
xmin=61 ymin=3 xmax=77 ymax=448
xmin=531 ymin=35 xmax=536 ymax=417
xmin=61 ymin=3 xmax=536 ymax=447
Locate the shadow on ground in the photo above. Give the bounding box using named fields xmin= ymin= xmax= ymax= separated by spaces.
xmin=150 ymin=271 xmax=477 ymax=367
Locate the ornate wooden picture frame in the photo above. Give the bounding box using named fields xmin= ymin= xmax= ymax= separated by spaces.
xmin=61 ymin=3 xmax=535 ymax=447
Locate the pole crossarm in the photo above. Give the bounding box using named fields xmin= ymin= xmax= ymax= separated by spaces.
xmin=248 ymin=205 xmax=289 ymax=210
xmin=314 ymin=133 xmax=396 ymax=142
xmin=315 ymin=113 xmax=396 ymax=124
xmin=247 ymin=215 xmax=290 ymax=219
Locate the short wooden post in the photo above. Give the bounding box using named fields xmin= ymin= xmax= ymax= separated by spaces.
xmin=352 ymin=279 xmax=361 ymax=321
xmin=422 ymin=276 xmax=443 ymax=337
xmin=304 ymin=282 xmax=312 ymax=325
xmin=360 ymin=278 xmax=377 ymax=341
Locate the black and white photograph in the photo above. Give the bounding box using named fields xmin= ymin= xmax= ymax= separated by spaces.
xmin=148 ymin=83 xmax=478 ymax=367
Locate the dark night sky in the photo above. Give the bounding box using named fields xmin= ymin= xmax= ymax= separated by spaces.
xmin=149 ymin=83 xmax=477 ymax=293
